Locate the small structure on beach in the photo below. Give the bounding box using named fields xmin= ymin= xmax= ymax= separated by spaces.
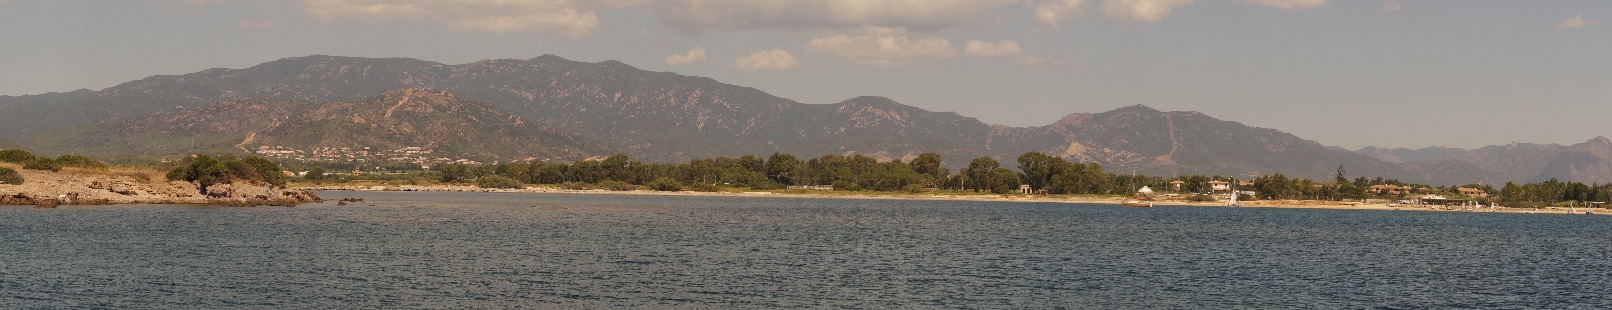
xmin=1416 ymin=195 xmax=1448 ymax=205
xmin=1209 ymin=180 xmax=1230 ymax=194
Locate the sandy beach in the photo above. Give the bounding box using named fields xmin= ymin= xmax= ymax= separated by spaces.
xmin=297 ymin=184 xmax=1607 ymax=215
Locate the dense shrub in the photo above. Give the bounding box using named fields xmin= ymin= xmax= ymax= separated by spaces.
xmin=0 ymin=149 xmax=35 ymax=164
xmin=903 ymin=184 xmax=928 ymax=194
xmin=1186 ymin=194 xmax=1216 ymax=202
xmin=54 ymin=155 xmax=107 ymax=169
xmin=23 ymin=159 xmax=60 ymax=172
xmin=688 ymin=182 xmax=721 ymax=192
xmin=749 ymin=182 xmax=785 ymax=191
xmin=476 ymin=175 xmax=524 ymax=189
xmin=832 ymin=180 xmax=861 ymax=191
xmin=167 ymin=155 xmax=287 ymax=190
xmin=305 ymin=168 xmax=326 ymax=180
xmin=558 ymin=181 xmax=589 ymax=190
xmin=598 ymin=180 xmax=639 ymax=191
xmin=647 ymin=178 xmax=683 ymax=191
xmin=0 ymin=167 xmax=22 ymax=185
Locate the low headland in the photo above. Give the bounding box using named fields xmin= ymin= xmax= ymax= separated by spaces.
xmin=0 ymin=155 xmax=320 ymax=207
xmin=298 ymin=183 xmax=1602 ymax=215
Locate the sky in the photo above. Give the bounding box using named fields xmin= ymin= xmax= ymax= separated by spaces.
xmin=0 ymin=0 xmax=1607 ymax=150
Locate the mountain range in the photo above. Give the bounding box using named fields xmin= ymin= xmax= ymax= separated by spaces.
xmin=1 ymin=54 xmax=1607 ymax=185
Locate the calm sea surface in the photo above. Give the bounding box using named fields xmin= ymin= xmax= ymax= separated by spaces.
xmin=3 ymin=191 xmax=1610 ymax=309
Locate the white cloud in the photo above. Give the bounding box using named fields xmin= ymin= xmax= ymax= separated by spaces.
xmin=964 ymin=40 xmax=1022 ymax=58
xmin=732 ymin=48 xmax=799 ymax=71
xmin=1381 ymin=0 xmax=1402 ymax=12
xmin=1033 ymin=0 xmax=1086 ymax=27
xmin=664 ymin=47 xmax=707 ymax=65
xmin=299 ymin=0 xmax=602 ymax=38
xmin=1234 ymin=0 xmax=1326 ymax=10
xmin=803 ymin=35 xmax=959 ymax=66
xmin=649 ymin=0 xmax=1016 ymax=34
xmin=1100 ymin=0 xmax=1194 ymax=22
xmin=237 ymin=19 xmax=280 ymax=29
xmin=1558 ymin=14 xmax=1594 ymax=29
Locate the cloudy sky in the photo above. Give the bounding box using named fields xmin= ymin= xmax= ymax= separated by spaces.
xmin=1 ymin=0 xmax=1606 ymax=149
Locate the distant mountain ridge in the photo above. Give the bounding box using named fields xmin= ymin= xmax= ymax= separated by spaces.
xmin=1532 ymin=137 xmax=1612 ymax=183
xmin=28 ymin=89 xmax=603 ymax=161
xmin=3 ymin=54 xmax=1607 ymax=185
xmin=1353 ymin=137 xmax=1612 ymax=185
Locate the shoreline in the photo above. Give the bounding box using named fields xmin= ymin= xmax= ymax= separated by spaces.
xmin=0 ymin=164 xmax=321 ymax=207
xmin=299 ymin=185 xmax=1607 ymax=215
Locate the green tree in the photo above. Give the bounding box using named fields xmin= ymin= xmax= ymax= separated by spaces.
xmin=239 ymin=156 xmax=286 ymax=187
xmin=964 ymin=156 xmax=1000 ymax=192
xmin=909 ymin=152 xmax=946 ymax=180
xmin=306 ymin=167 xmax=326 ymax=180
xmin=991 ymin=168 xmax=1022 ymax=194
xmin=764 ymin=152 xmax=801 ymax=185
xmin=438 ymin=164 xmax=471 ymax=183
xmin=1016 ymin=152 xmax=1058 ymax=192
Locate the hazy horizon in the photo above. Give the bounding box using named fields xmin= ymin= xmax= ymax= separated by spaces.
xmin=2 ymin=0 xmax=1606 ymax=150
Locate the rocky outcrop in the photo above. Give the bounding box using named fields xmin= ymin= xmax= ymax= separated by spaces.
xmin=0 ymin=166 xmax=321 ymax=207
xmin=202 ymin=182 xmax=324 ymax=206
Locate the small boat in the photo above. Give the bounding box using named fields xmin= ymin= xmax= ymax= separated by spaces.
xmin=1121 ymin=198 xmax=1153 ymax=208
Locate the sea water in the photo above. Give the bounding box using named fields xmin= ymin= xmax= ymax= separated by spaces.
xmin=2 ymin=191 xmax=1609 ymax=308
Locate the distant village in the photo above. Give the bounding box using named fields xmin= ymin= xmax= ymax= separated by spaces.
xmin=252 ymin=145 xmax=483 ymax=170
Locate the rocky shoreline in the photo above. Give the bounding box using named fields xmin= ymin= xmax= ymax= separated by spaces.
xmin=0 ymin=167 xmax=322 ymax=207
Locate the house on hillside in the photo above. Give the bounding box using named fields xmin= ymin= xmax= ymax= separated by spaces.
xmin=1457 ymin=187 xmax=1488 ymax=197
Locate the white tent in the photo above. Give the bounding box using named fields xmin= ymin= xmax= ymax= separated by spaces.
xmin=1137 ymin=186 xmax=1154 ymax=194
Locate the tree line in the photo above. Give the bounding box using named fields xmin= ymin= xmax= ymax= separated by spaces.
xmin=10 ymin=146 xmax=1602 ymax=207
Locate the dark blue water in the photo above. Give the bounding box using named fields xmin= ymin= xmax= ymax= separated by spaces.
xmin=3 ymin=191 xmax=1609 ymax=308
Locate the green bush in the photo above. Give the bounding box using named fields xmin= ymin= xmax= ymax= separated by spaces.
xmin=832 ymin=180 xmax=861 ymax=191
xmin=476 ymin=175 xmax=524 ymax=189
xmin=647 ymin=177 xmax=683 ymax=191
xmin=558 ymin=181 xmax=589 ymax=190
xmin=239 ymin=156 xmax=286 ymax=187
xmin=0 ymin=149 xmax=35 ymax=164
xmin=1186 ymin=194 xmax=1216 ymax=202
xmin=598 ymin=180 xmax=639 ymax=191
xmin=23 ymin=159 xmax=60 ymax=172
xmin=903 ymin=184 xmax=928 ymax=194
xmin=688 ymin=182 xmax=721 ymax=192
xmin=305 ymin=168 xmax=326 ymax=180
xmin=749 ymin=182 xmax=785 ymax=191
xmin=54 ymin=155 xmax=107 ymax=169
xmin=0 ymin=167 xmax=22 ymax=185
xmin=167 ymin=155 xmax=287 ymax=191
